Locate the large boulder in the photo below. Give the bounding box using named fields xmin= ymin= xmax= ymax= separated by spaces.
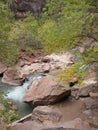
xmin=32 ymin=106 xmax=62 ymax=122
xmin=0 ymin=62 xmax=7 ymax=75
xmin=23 ymin=75 xmax=71 ymax=106
xmin=1 ymin=68 xmax=25 ymax=86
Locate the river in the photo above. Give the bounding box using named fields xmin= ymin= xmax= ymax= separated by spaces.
xmin=0 ymin=75 xmax=42 ymax=117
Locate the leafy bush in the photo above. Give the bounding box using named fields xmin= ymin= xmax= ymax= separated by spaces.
xmin=58 ymin=62 xmax=87 ymax=86
xmin=0 ymin=92 xmax=20 ymax=124
xmin=83 ymin=44 xmax=98 ymax=63
xmin=8 ymin=13 xmax=42 ymax=52
xmin=38 ymin=0 xmax=89 ymax=53
xmin=82 ymin=14 xmax=98 ymax=41
xmin=0 ymin=1 xmax=13 ymax=41
xmin=0 ymin=43 xmax=19 ymax=66
xmin=0 ymin=0 xmax=97 ymax=66
xmin=0 ymin=1 xmax=19 ymax=66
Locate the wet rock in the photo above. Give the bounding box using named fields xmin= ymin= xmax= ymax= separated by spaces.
xmin=0 ymin=62 xmax=7 ymax=75
xmin=2 ymin=68 xmax=25 ymax=86
xmin=23 ymin=75 xmax=71 ymax=106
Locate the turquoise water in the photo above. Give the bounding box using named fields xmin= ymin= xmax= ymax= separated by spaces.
xmin=0 ymin=75 xmax=42 ymax=117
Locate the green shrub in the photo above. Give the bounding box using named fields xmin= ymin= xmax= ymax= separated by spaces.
xmin=0 ymin=0 xmax=97 ymax=67
xmin=0 ymin=92 xmax=20 ymax=124
xmin=0 ymin=1 xmax=14 ymax=41
xmin=38 ymin=0 xmax=89 ymax=53
xmin=58 ymin=62 xmax=87 ymax=86
xmin=8 ymin=13 xmax=42 ymax=52
xmin=0 ymin=1 xmax=18 ymax=66
xmin=83 ymin=44 xmax=98 ymax=64
xmin=0 ymin=43 xmax=19 ymax=66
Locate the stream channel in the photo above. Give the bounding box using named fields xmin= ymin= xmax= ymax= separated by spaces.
xmin=0 ymin=75 xmax=42 ymax=117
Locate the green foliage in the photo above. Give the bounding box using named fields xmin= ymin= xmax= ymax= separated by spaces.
xmin=38 ymin=0 xmax=88 ymax=53
xmin=0 ymin=92 xmax=20 ymax=124
xmin=85 ymin=0 xmax=98 ymax=6
xmin=58 ymin=62 xmax=87 ymax=86
xmin=0 ymin=43 xmax=19 ymax=66
xmin=8 ymin=13 xmax=42 ymax=52
xmin=82 ymin=0 xmax=98 ymax=41
xmin=0 ymin=1 xmax=13 ymax=41
xmin=82 ymin=14 xmax=98 ymax=41
xmin=0 ymin=0 xmax=97 ymax=66
xmin=0 ymin=1 xmax=18 ymax=66
xmin=83 ymin=44 xmax=98 ymax=63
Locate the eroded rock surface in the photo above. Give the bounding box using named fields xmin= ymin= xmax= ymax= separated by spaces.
xmin=10 ymin=118 xmax=91 ymax=130
xmin=2 ymin=68 xmax=25 ymax=86
xmin=23 ymin=75 xmax=71 ymax=106
xmin=19 ymin=52 xmax=75 ymax=78
xmin=32 ymin=106 xmax=62 ymax=122
xmin=0 ymin=52 xmax=75 ymax=86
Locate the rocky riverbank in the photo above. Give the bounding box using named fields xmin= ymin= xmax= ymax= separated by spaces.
xmin=0 ymin=40 xmax=98 ymax=130
xmin=8 ymin=52 xmax=98 ymax=130
xmin=0 ymin=51 xmax=75 ymax=86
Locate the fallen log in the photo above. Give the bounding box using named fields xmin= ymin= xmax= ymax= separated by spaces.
xmin=9 ymin=113 xmax=32 ymax=126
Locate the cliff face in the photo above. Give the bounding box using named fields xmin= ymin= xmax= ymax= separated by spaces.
xmin=10 ymin=0 xmax=45 ymax=19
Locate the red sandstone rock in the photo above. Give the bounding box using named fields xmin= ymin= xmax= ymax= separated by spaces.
xmin=10 ymin=118 xmax=91 ymax=130
xmin=23 ymin=75 xmax=71 ymax=106
xmin=32 ymin=106 xmax=62 ymax=122
xmin=2 ymin=68 xmax=25 ymax=86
